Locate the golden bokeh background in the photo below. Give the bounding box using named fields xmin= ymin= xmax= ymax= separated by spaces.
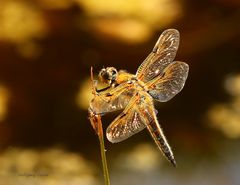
xmin=0 ymin=0 xmax=239 ymax=184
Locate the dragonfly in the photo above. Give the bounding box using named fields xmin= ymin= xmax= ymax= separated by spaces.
xmin=89 ymin=29 xmax=189 ymax=167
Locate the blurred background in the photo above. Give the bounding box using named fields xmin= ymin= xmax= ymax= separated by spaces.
xmin=0 ymin=0 xmax=239 ymax=184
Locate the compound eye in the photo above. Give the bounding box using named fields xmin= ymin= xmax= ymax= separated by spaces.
xmin=99 ymin=68 xmax=109 ymax=83
xmin=111 ymin=69 xmax=117 ymax=76
xmin=109 ymin=68 xmax=118 ymax=81
xmin=102 ymin=72 xmax=109 ymax=80
xmin=99 ymin=67 xmax=118 ymax=85
xmin=99 ymin=69 xmax=106 ymax=77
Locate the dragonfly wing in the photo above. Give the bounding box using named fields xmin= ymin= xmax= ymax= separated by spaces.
xmin=107 ymin=91 xmax=176 ymax=166
xmin=90 ymin=83 xmax=134 ymax=114
xmin=147 ymin=61 xmax=189 ymax=102
xmin=136 ymin=29 xmax=180 ymax=82
xmin=106 ymin=96 xmax=146 ymax=143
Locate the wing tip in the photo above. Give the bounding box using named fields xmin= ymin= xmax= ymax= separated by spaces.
xmin=106 ymin=131 xmax=122 ymax=143
xmin=165 ymin=28 xmax=179 ymax=33
xmin=162 ymin=29 xmax=180 ymax=38
xmin=106 ymin=131 xmax=114 ymax=143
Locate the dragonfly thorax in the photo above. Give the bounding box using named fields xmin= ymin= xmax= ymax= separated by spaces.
xmin=134 ymin=78 xmax=149 ymax=92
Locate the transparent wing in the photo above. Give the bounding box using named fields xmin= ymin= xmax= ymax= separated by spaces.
xmin=106 ymin=91 xmax=176 ymax=166
xmin=136 ymin=29 xmax=180 ymax=82
xmin=90 ymin=83 xmax=135 ymax=114
xmin=147 ymin=61 xmax=189 ymax=102
xmin=106 ymin=96 xmax=146 ymax=143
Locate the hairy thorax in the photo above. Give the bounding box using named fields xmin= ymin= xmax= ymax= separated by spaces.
xmin=116 ymin=72 xmax=148 ymax=92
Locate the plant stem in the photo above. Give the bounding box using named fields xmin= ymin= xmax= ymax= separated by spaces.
xmin=89 ymin=111 xmax=111 ymax=185
xmin=97 ymin=115 xmax=111 ymax=185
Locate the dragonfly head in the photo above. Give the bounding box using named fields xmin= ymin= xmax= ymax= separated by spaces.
xmin=99 ymin=67 xmax=118 ymax=85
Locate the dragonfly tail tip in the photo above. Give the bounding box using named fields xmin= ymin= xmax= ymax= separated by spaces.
xmin=171 ymin=158 xmax=177 ymax=167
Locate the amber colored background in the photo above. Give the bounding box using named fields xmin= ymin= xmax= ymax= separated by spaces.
xmin=0 ymin=0 xmax=239 ymax=184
